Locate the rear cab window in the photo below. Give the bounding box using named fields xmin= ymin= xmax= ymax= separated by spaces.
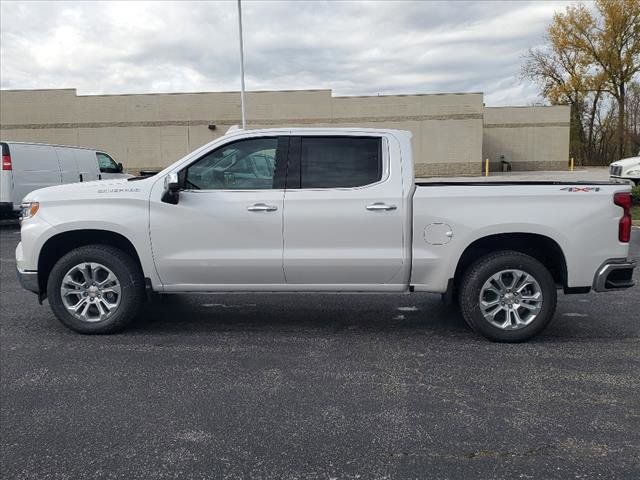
xmin=298 ymin=136 xmax=382 ymax=188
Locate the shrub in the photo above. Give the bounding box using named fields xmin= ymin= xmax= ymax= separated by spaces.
xmin=632 ymin=185 xmax=640 ymax=205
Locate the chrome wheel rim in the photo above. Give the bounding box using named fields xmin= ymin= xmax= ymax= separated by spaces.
xmin=60 ymin=262 xmax=122 ymax=322
xmin=479 ymin=269 xmax=543 ymax=330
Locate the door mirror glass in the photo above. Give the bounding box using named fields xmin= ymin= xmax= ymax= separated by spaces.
xmin=166 ymin=172 xmax=180 ymax=190
xmin=162 ymin=173 xmax=181 ymax=204
xmin=117 ymin=162 xmax=123 ymax=173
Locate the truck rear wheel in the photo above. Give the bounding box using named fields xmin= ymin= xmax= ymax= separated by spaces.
xmin=47 ymin=245 xmax=145 ymax=334
xmin=458 ymin=251 xmax=557 ymax=342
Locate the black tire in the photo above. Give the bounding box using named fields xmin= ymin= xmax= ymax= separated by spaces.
xmin=47 ymin=245 xmax=145 ymax=334
xmin=458 ymin=251 xmax=557 ymax=342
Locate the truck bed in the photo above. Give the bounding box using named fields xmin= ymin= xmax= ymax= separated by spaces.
xmin=409 ymin=181 xmax=631 ymax=293
xmin=416 ymin=180 xmax=616 ymax=187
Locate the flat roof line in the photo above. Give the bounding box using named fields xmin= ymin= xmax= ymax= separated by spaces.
xmin=1 ymin=87 xmax=483 ymax=99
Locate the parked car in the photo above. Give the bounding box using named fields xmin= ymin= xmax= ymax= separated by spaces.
xmin=0 ymin=141 xmax=130 ymax=215
xmin=609 ymin=153 xmax=640 ymax=186
xmin=15 ymin=128 xmax=636 ymax=342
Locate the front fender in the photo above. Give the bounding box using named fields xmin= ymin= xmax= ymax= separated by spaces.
xmin=22 ymin=198 xmax=161 ymax=290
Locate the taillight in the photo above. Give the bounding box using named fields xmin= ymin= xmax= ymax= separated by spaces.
xmin=1 ymin=154 xmax=11 ymax=171
xmin=614 ymin=192 xmax=632 ymax=243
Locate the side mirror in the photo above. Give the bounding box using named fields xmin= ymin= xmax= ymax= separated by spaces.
xmin=161 ymin=172 xmax=181 ymax=205
xmin=117 ymin=162 xmax=123 ymax=173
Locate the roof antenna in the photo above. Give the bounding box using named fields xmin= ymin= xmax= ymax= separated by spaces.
xmin=237 ymin=0 xmax=247 ymax=129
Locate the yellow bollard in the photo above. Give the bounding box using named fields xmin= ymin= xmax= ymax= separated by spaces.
xmin=485 ymin=158 xmax=489 ymax=177
xmin=570 ymin=157 xmax=574 ymax=172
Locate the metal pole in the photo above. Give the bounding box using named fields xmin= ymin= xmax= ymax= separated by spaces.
xmin=237 ymin=0 xmax=247 ymax=129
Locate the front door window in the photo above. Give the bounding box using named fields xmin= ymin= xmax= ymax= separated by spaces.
xmin=185 ymin=138 xmax=278 ymax=190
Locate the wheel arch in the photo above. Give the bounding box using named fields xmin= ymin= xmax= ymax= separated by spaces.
xmin=37 ymin=229 xmax=144 ymax=296
xmin=452 ymin=232 xmax=569 ymax=293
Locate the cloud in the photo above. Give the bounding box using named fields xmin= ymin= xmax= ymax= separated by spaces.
xmin=0 ymin=0 xmax=570 ymax=106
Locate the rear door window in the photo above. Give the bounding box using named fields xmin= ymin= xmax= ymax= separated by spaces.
xmin=299 ymin=136 xmax=382 ymax=188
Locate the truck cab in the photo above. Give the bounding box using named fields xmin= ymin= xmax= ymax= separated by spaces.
xmin=609 ymin=154 xmax=640 ymax=186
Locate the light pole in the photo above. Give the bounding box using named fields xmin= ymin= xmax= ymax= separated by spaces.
xmin=237 ymin=0 xmax=247 ymax=129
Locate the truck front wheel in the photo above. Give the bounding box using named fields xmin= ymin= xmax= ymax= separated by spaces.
xmin=458 ymin=251 xmax=557 ymax=342
xmin=47 ymin=245 xmax=145 ymax=334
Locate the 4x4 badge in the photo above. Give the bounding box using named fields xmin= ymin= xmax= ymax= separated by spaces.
xmin=560 ymin=187 xmax=601 ymax=192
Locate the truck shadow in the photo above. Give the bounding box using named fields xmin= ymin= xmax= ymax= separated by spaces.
xmin=124 ymin=291 xmax=640 ymax=342
xmin=130 ymin=292 xmax=472 ymax=338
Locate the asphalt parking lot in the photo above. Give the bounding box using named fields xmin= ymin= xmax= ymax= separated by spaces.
xmin=1 ymin=224 xmax=639 ymax=479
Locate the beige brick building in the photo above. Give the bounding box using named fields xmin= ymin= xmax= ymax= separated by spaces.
xmin=0 ymin=88 xmax=569 ymax=176
xmin=483 ymin=106 xmax=571 ymax=172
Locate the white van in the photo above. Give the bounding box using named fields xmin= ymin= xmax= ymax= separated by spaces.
xmin=1 ymin=141 xmax=130 ymax=215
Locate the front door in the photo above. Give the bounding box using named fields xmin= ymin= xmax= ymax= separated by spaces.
xmin=150 ymin=136 xmax=288 ymax=289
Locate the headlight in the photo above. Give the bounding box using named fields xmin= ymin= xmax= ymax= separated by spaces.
xmin=626 ymin=169 xmax=640 ymax=176
xmin=20 ymin=202 xmax=39 ymax=220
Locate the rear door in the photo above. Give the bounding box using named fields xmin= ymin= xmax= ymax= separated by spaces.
xmin=9 ymin=143 xmax=61 ymax=206
xmin=283 ymin=135 xmax=406 ymax=287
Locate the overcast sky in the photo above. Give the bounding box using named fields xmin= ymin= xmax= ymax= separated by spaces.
xmin=0 ymin=0 xmax=577 ymax=106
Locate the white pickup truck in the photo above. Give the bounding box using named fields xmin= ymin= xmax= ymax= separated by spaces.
xmin=16 ymin=128 xmax=636 ymax=342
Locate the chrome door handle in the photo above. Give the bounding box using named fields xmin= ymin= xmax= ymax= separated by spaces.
xmin=247 ymin=203 xmax=278 ymax=212
xmin=366 ymin=202 xmax=397 ymax=211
